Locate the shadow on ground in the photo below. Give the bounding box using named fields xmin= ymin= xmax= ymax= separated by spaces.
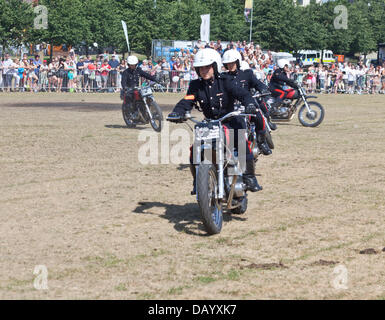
xmin=4 ymin=102 xmax=121 ymax=112
xmin=3 ymin=101 xmax=174 ymax=113
xmin=105 ymin=124 xmax=149 ymax=130
xmin=133 ymin=201 xmax=246 ymax=236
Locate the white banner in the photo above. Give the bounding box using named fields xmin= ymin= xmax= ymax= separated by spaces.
xmin=200 ymin=14 xmax=210 ymax=43
xmin=121 ymin=20 xmax=130 ymax=52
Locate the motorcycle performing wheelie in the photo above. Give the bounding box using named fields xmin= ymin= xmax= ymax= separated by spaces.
xmin=167 ymin=48 xmax=267 ymax=235
xmin=269 ymin=59 xmax=325 ymax=128
xmin=121 ymin=55 xmax=163 ymax=132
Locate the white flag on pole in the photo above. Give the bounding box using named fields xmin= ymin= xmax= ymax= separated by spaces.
xmin=200 ymin=14 xmax=210 ymax=43
xmin=121 ymin=20 xmax=130 ymax=52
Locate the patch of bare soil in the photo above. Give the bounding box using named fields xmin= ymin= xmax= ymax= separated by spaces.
xmin=309 ymin=260 xmax=339 ymax=267
xmin=359 ymin=249 xmax=378 ymax=255
xmin=239 ymin=262 xmax=288 ymax=270
xmin=0 ymin=92 xmax=385 ymax=299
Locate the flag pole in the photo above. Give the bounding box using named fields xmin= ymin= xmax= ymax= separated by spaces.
xmin=249 ymin=7 xmax=253 ymax=43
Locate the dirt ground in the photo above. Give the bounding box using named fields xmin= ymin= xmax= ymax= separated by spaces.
xmin=0 ymin=92 xmax=384 ymax=300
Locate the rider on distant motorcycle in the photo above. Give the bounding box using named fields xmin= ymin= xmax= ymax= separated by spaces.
xmin=121 ymin=55 xmax=161 ymax=101
xmin=167 ymin=48 xmax=264 ymax=194
xmin=269 ymin=59 xmax=299 ymax=109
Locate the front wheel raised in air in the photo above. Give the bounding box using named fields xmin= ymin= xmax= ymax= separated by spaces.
xmin=147 ymin=98 xmax=163 ymax=132
xmin=298 ymin=101 xmax=325 ymax=127
xmin=122 ymin=102 xmax=136 ymax=128
xmin=197 ymin=162 xmax=223 ymax=235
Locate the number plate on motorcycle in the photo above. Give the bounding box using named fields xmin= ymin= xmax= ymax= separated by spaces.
xmin=195 ymin=125 xmax=220 ymax=141
xmin=140 ymin=87 xmax=152 ymax=96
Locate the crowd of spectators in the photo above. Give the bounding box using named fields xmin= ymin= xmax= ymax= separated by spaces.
xmin=0 ymin=49 xmax=124 ymax=93
xmin=1 ymin=40 xmax=384 ymax=94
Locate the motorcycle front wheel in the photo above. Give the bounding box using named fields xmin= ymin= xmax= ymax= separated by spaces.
xmin=122 ymin=102 xmax=136 ymax=128
xmin=298 ymin=101 xmax=325 ymax=127
xmin=197 ymin=162 xmax=223 ymax=235
xmin=146 ymin=98 xmax=163 ymax=132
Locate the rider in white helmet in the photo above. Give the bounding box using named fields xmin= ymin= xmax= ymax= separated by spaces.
xmin=121 ymin=55 xmax=159 ymax=90
xmin=269 ymin=58 xmax=299 ymax=106
xmin=167 ymin=48 xmax=263 ymax=193
xmin=222 ymin=50 xmax=275 ymax=155
xmin=121 ymin=55 xmax=161 ymax=118
xmin=222 ymin=50 xmax=276 ymax=128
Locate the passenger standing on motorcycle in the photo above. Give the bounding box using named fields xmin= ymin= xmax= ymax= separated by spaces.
xmin=269 ymin=59 xmax=299 ymax=107
xmin=167 ymin=48 xmax=263 ymax=193
xmin=121 ymin=55 xmax=160 ymax=100
xmin=222 ymin=49 xmax=277 ymax=140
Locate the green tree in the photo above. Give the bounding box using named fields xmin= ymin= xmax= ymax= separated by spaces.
xmin=349 ymin=0 xmax=377 ymax=55
xmin=252 ymin=0 xmax=299 ymax=51
xmin=0 ymin=0 xmax=34 ymax=55
xmin=367 ymin=0 xmax=385 ymax=46
xmin=37 ymin=0 xmax=89 ymax=47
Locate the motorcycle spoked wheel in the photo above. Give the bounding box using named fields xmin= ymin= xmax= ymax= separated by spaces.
xmin=197 ymin=162 xmax=223 ymax=235
xmin=298 ymin=101 xmax=325 ymax=127
xmin=146 ymin=98 xmax=163 ymax=132
xmin=122 ymin=102 xmax=137 ymax=128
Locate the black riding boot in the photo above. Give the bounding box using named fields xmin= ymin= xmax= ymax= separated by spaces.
xmin=267 ymin=116 xmax=277 ymax=131
xmin=190 ymin=164 xmax=197 ymax=195
xmin=257 ymin=134 xmax=272 ymax=155
xmin=243 ymin=159 xmax=263 ymax=192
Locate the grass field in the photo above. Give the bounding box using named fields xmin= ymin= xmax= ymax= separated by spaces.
xmin=0 ymin=92 xmax=384 ymax=299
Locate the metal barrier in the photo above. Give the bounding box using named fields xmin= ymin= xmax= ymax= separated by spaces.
xmin=1 ymin=68 xmax=383 ymax=94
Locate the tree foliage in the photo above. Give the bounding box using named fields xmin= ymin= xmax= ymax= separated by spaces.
xmin=0 ymin=0 xmax=384 ymax=56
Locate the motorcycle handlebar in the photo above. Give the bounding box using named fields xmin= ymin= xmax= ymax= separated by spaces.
xmin=166 ymin=110 xmax=256 ymax=125
xmin=253 ymin=92 xmax=271 ymax=99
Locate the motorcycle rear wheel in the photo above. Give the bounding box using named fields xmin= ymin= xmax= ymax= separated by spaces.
xmin=298 ymin=101 xmax=325 ymax=127
xmin=197 ymin=162 xmax=223 ymax=235
xmin=122 ymin=102 xmax=136 ymax=128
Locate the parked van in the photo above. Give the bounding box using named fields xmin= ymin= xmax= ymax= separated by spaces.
xmin=297 ymin=50 xmax=335 ymax=66
xmin=271 ymin=52 xmax=296 ymax=65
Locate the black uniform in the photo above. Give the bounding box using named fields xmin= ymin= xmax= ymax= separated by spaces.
xmin=173 ymin=73 xmax=255 ymax=119
xmin=173 ymin=73 xmax=257 ymax=163
xmin=121 ymin=66 xmax=158 ymax=89
xmin=269 ymin=68 xmax=299 ymax=102
xmin=170 ymin=72 xmax=263 ymax=193
xmin=226 ymin=69 xmax=270 ymax=123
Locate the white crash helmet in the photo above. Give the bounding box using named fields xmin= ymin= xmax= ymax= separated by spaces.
xmin=193 ymin=48 xmax=222 ymax=76
xmin=127 ymin=55 xmax=139 ymax=65
xmin=222 ymin=49 xmax=242 ymax=69
xmin=277 ymin=59 xmax=290 ymax=69
xmin=240 ymin=60 xmax=250 ymax=71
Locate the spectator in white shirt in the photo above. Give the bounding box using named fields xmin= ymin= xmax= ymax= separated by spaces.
xmin=347 ymin=64 xmax=356 ymax=94
xmin=0 ymin=60 xmax=3 ymax=90
xmin=318 ymin=66 xmax=327 ymax=92
xmin=3 ymin=53 xmax=14 ymax=92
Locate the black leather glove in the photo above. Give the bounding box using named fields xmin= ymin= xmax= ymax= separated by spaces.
xmin=245 ymin=103 xmax=257 ymax=114
xmin=167 ymin=112 xmax=184 ymax=123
